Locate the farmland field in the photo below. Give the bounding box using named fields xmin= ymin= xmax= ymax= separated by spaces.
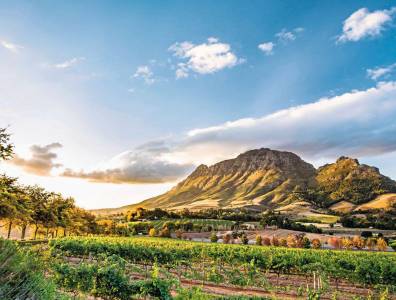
xmin=49 ymin=236 xmax=396 ymax=299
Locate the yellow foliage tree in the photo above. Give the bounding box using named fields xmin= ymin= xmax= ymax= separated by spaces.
xmin=377 ymin=238 xmax=387 ymax=251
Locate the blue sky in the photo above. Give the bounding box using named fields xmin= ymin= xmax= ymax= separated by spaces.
xmin=1 ymin=1 xmax=396 ymax=208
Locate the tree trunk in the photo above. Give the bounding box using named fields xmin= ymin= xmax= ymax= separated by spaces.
xmin=55 ymin=228 xmax=58 ymax=238
xmin=34 ymin=223 xmax=39 ymax=240
xmin=46 ymin=227 xmax=49 ymax=238
xmin=64 ymin=228 xmax=67 ymax=237
xmin=7 ymin=221 xmax=12 ymax=239
xmin=21 ymin=224 xmax=27 ymax=240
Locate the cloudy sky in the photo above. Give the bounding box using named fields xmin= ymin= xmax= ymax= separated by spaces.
xmin=1 ymin=1 xmax=396 ymax=209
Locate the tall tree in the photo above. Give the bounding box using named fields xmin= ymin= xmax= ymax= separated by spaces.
xmin=0 ymin=127 xmax=13 ymax=160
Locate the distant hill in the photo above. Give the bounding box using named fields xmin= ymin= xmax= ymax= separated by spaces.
xmin=91 ymin=148 xmax=396 ymax=217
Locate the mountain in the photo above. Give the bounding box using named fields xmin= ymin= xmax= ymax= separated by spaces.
xmin=91 ymin=148 xmax=396 ymax=216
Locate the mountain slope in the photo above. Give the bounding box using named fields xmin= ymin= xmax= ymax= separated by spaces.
xmin=91 ymin=148 xmax=396 ymax=216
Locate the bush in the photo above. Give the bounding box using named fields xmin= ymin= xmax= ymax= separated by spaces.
xmin=223 ymin=233 xmax=231 ymax=244
xmin=0 ymin=238 xmax=57 ymax=300
xmin=311 ymin=238 xmax=321 ymax=249
xmin=210 ymin=232 xmax=218 ymax=243
xmin=175 ymin=229 xmax=183 ymax=239
xmin=361 ymin=231 xmax=373 ymax=238
xmin=377 ymin=238 xmax=388 ymax=251
xmin=271 ymin=236 xmax=279 ymax=246
xmin=149 ymin=228 xmax=157 ymax=237
xmin=263 ymin=237 xmax=271 ymax=246
xmin=159 ymin=227 xmax=171 ymax=238
xmin=255 ymin=235 xmax=262 ymax=246
xmin=240 ymin=234 xmax=249 ymax=245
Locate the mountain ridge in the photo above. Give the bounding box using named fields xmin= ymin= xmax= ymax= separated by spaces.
xmin=91 ymin=148 xmax=396 ymax=216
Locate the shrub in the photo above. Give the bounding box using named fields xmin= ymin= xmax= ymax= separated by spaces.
xmin=149 ymin=228 xmax=157 ymax=237
xmin=328 ymin=237 xmax=342 ymax=249
xmin=311 ymin=238 xmax=321 ymax=249
xmin=263 ymin=237 xmax=271 ymax=246
xmin=302 ymin=236 xmax=311 ymax=249
xmin=377 ymin=238 xmax=388 ymax=251
xmin=279 ymin=238 xmax=288 ymax=247
xmin=0 ymin=238 xmax=57 ymax=299
xmin=175 ymin=229 xmax=183 ymax=239
xmin=255 ymin=235 xmax=262 ymax=246
xmin=361 ymin=231 xmax=373 ymax=238
xmin=367 ymin=238 xmax=377 ymax=251
xmin=159 ymin=227 xmax=171 ymax=238
xmin=352 ymin=236 xmax=365 ymax=249
xmin=240 ymin=234 xmax=249 ymax=245
xmin=271 ymin=236 xmax=279 ymax=246
xmin=210 ymin=233 xmax=218 ymax=243
xmin=223 ymin=233 xmax=231 ymax=244
xmin=341 ymin=237 xmax=353 ymax=250
xmin=286 ymin=234 xmax=297 ymax=248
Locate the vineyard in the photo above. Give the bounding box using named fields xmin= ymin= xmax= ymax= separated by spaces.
xmin=49 ymin=236 xmax=396 ymax=299
xmin=130 ymin=219 xmax=236 ymax=231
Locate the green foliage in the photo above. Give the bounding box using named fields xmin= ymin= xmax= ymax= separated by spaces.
xmin=0 ymin=238 xmax=57 ymax=300
xmin=53 ymin=254 xmax=173 ymax=299
xmin=0 ymin=127 xmax=13 ymax=161
xmin=316 ymin=157 xmax=396 ymax=206
xmin=210 ymin=232 xmax=218 ymax=243
xmin=50 ymin=236 xmax=396 ymax=286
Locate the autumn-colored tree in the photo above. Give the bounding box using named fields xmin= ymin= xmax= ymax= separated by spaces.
xmin=377 ymin=238 xmax=387 ymax=251
xmin=366 ymin=238 xmax=377 ymax=251
xmin=328 ymin=237 xmax=342 ymax=249
xmin=279 ymin=238 xmax=288 ymax=247
xmin=341 ymin=237 xmax=354 ymax=250
xmin=175 ymin=229 xmax=183 ymax=239
xmin=271 ymin=236 xmax=279 ymax=246
xmin=149 ymin=228 xmax=157 ymax=237
xmin=159 ymin=227 xmax=171 ymax=238
xmin=223 ymin=233 xmax=231 ymax=244
xmin=286 ymin=234 xmax=297 ymax=248
xmin=352 ymin=236 xmax=365 ymax=250
xmin=255 ymin=235 xmax=262 ymax=246
xmin=311 ymin=238 xmax=321 ymax=249
xmin=263 ymin=237 xmax=271 ymax=246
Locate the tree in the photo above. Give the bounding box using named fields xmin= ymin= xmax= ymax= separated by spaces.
xmin=328 ymin=237 xmax=342 ymax=249
xmin=0 ymin=127 xmax=13 ymax=160
xmin=341 ymin=237 xmax=353 ymax=250
xmin=271 ymin=236 xmax=279 ymax=246
xmin=149 ymin=228 xmax=157 ymax=237
xmin=376 ymin=238 xmax=387 ymax=251
xmin=263 ymin=237 xmax=271 ymax=246
xmin=223 ymin=233 xmax=231 ymax=244
xmin=255 ymin=235 xmax=262 ymax=246
xmin=352 ymin=236 xmax=365 ymax=250
xmin=311 ymin=238 xmax=321 ymax=249
xmin=240 ymin=234 xmax=249 ymax=245
xmin=366 ymin=238 xmax=377 ymax=251
xmin=210 ymin=232 xmax=218 ymax=243
xmin=286 ymin=234 xmax=297 ymax=248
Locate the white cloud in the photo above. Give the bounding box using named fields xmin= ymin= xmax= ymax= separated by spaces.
xmin=54 ymin=57 xmax=85 ymax=69
xmin=0 ymin=40 xmax=23 ymax=53
xmin=62 ymin=141 xmax=193 ymax=183
xmin=62 ymin=81 xmax=396 ymax=184
xmin=169 ymin=37 xmax=243 ymax=78
xmin=10 ymin=143 xmax=63 ymax=176
xmin=258 ymin=42 xmax=275 ymax=55
xmin=367 ymin=63 xmax=396 ymax=80
xmin=133 ymin=65 xmax=155 ymax=84
xmin=275 ymin=27 xmax=304 ymax=44
xmin=338 ymin=7 xmax=395 ymax=43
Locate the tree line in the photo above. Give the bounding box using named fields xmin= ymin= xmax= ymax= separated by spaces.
xmin=0 ymin=128 xmax=96 ymax=240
